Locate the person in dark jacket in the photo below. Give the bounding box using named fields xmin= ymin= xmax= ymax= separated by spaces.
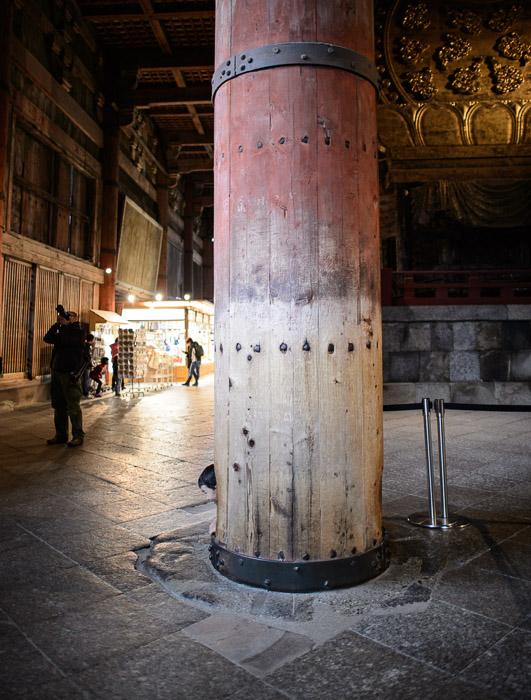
xmin=182 ymin=337 xmax=202 ymax=387
xmin=43 ymin=310 xmax=86 ymax=447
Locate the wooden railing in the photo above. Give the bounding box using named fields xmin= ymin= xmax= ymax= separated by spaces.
xmin=381 ymin=269 xmax=531 ymax=306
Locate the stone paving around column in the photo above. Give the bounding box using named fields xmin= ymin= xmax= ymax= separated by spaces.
xmin=0 ymin=377 xmax=530 ymax=699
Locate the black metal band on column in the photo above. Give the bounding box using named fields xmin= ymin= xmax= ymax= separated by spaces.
xmin=209 ymin=532 xmax=390 ymax=593
xmin=211 ymin=42 xmax=380 ymax=101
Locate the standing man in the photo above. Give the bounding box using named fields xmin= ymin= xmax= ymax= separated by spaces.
xmin=82 ymin=333 xmax=95 ymax=398
xmin=182 ymin=336 xmax=202 ymax=386
xmin=44 ymin=307 xmax=86 ymax=447
xmin=110 ymin=337 xmax=121 ymax=397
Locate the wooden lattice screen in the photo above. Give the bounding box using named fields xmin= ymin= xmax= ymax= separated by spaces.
xmin=2 ymin=258 xmax=32 ymax=374
xmin=2 ymin=258 xmax=96 ymax=378
xmin=79 ymin=280 xmax=94 ymax=328
xmin=32 ymin=267 xmax=60 ymax=376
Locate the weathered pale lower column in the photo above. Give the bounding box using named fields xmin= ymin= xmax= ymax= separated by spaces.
xmin=212 ymin=0 xmax=388 ymax=591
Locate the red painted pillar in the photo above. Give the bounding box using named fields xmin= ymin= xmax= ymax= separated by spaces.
xmin=0 ymin=0 xmax=13 ymax=355
xmin=156 ymin=171 xmax=169 ymax=298
xmin=213 ymin=0 xmax=386 ymax=591
xmin=99 ymin=115 xmax=120 ymax=311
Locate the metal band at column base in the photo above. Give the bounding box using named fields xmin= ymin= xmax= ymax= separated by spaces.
xmin=208 ymin=533 xmax=390 ymax=593
xmin=407 ymin=513 xmax=470 ymax=529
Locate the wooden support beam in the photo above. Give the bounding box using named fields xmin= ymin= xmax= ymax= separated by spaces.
xmin=138 ymin=0 xmax=173 ymax=55
xmin=12 ymin=92 xmax=101 ymax=177
xmin=81 ymin=3 xmax=215 ymax=22
xmin=0 ymin=0 xmax=13 ymax=354
xmin=107 ymin=47 xmax=214 ymax=72
xmin=120 ymin=85 xmax=211 ymax=108
xmin=169 ymin=156 xmax=213 ymax=174
xmin=166 ymin=130 xmax=214 ymax=146
xmin=99 ymin=113 xmax=120 ymax=312
xmin=11 ymin=38 xmax=103 ymax=147
xmin=156 ymin=171 xmax=169 ymax=297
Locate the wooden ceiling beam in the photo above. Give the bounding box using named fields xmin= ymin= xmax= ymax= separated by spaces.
xmin=82 ymin=5 xmax=215 ymax=22
xmin=121 ymin=85 xmax=212 ymax=108
xmin=169 ymin=157 xmax=213 ymax=174
xmin=106 ymin=47 xmax=214 ymax=71
xmin=138 ymin=0 xmax=173 ymax=55
xmin=165 ymin=131 xmax=214 ymax=145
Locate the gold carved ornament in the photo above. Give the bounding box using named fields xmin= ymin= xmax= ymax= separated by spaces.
xmin=496 ymin=33 xmax=531 ymax=65
xmin=449 ymin=59 xmax=482 ymax=95
xmin=447 ymin=10 xmax=482 ymax=35
xmin=397 ymin=35 xmax=429 ymax=65
xmin=488 ymin=58 xmax=524 ymax=93
xmin=487 ymin=4 xmax=522 ymax=33
xmin=437 ymin=34 xmax=472 ymax=68
xmin=405 ymin=67 xmax=437 ymax=100
xmin=401 ymin=3 xmax=431 ymax=31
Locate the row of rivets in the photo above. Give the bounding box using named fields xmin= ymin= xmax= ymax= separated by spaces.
xmin=236 ymin=136 xmax=351 ymax=150
xmin=221 ymin=342 xmax=361 ymax=353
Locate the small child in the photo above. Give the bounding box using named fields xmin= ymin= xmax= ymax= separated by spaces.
xmin=90 ymin=356 xmax=109 ymax=397
xmin=198 ymin=464 xmax=217 ymax=535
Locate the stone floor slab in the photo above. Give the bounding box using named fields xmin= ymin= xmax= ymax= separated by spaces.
xmin=24 ymin=594 xmax=184 ymax=675
xmin=432 ymin=562 xmax=531 ymax=626
xmin=71 ymin=630 xmax=253 ymax=700
xmin=39 ymin=524 xmax=150 ymax=565
xmin=0 ymin=565 xmax=120 ymax=625
xmin=459 ymin=628 xmax=531 ymax=700
xmin=183 ymin=612 xmax=314 ymax=678
xmin=266 ymin=629 xmax=501 ymax=700
xmin=350 ymin=599 xmax=510 ymax=674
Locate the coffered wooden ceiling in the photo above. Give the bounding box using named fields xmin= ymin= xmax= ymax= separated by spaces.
xmin=78 ymin=1 xmax=531 ymax=183
xmin=79 ymin=0 xmax=215 ymax=175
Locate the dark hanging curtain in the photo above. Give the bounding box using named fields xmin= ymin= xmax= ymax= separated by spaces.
xmin=410 ymin=180 xmax=531 ymax=229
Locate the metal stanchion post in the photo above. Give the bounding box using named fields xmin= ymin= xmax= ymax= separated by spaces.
xmin=408 ymin=398 xmax=470 ymax=530
xmin=423 ymin=398 xmax=437 ymax=525
xmin=434 ymin=398 xmax=449 ymax=523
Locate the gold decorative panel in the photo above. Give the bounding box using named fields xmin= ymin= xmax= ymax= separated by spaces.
xmin=376 ymin=0 xmax=531 ymax=104
xmin=469 ymin=104 xmax=515 ymax=144
xmin=375 ymin=0 xmax=531 ymax=179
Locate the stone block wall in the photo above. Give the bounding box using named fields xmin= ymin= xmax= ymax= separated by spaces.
xmin=382 ymin=305 xmax=531 ymax=405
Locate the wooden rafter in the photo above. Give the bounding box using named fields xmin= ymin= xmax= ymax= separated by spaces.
xmin=81 ymin=2 xmax=215 ymax=23
xmin=138 ymin=0 xmax=172 ymax=55
xmin=121 ymin=85 xmax=212 ymax=108
xmin=170 ymin=68 xmax=206 ymax=136
xmin=115 ymin=47 xmax=214 ymax=71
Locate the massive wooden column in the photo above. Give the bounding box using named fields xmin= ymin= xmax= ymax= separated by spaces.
xmin=0 ymin=0 xmax=13 ymax=360
xmin=213 ymin=0 xmax=387 ymax=592
xmin=99 ymin=113 xmax=120 ymax=311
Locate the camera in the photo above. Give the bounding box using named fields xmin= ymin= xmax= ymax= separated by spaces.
xmin=56 ymin=304 xmax=70 ymax=321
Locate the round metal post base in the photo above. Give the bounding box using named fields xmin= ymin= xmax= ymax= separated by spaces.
xmin=208 ymin=533 xmax=390 ymax=593
xmin=407 ymin=513 xmax=470 ymax=530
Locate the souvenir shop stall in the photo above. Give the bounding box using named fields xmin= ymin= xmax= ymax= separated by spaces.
xmin=89 ymin=309 xmax=129 ymax=390
xmin=120 ymin=300 xmax=214 ymax=384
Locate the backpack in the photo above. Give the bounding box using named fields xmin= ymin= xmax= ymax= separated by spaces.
xmin=195 ymin=343 xmax=204 ymax=359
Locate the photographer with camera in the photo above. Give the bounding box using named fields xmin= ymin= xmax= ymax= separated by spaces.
xmin=43 ymin=305 xmax=87 ymax=447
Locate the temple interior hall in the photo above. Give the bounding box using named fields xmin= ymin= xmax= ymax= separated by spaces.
xmin=0 ymin=1 xmax=530 ymax=698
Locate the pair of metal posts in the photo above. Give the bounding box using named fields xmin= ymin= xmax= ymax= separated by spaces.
xmin=408 ymin=398 xmax=469 ymax=530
